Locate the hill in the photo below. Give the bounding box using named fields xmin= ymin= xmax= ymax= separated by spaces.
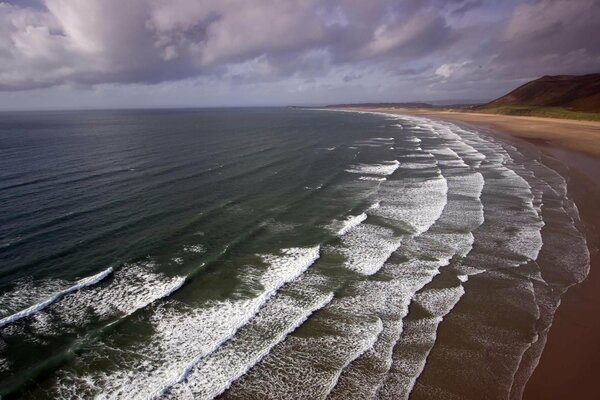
xmin=319 ymin=74 xmax=600 ymax=122
xmin=480 ymin=74 xmax=600 ymax=113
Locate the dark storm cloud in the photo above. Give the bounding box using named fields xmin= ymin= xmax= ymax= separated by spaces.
xmin=0 ymin=0 xmax=599 ymax=98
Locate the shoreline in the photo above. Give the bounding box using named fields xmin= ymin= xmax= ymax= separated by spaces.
xmin=336 ymin=107 xmax=600 ymax=158
xmin=340 ymin=107 xmax=600 ymax=399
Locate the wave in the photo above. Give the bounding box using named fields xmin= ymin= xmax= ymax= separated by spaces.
xmin=0 ymin=267 xmax=113 ymax=329
xmin=373 ymin=175 xmax=448 ymax=236
xmin=223 ymin=304 xmax=384 ymax=399
xmin=328 ymin=259 xmax=453 ymax=399
xmin=164 ymin=291 xmax=335 ymax=399
xmin=63 ymin=246 xmax=320 ymax=399
xmin=240 ymin=130 xmax=482 ymax=397
xmin=333 ymin=202 xmax=380 ymax=236
xmin=345 ymin=160 xmax=400 ymax=176
xmin=335 ymin=145 xmax=485 ymax=399
xmin=334 ymin=224 xmax=402 ymax=275
xmin=359 ymin=176 xmax=387 ymax=182
xmin=323 ymin=317 xmax=384 ymax=396
xmin=336 ymin=213 xmax=367 ymax=236
xmin=313 ymin=112 xmax=487 ymax=398
xmin=375 ymin=115 xmax=549 ymax=399
xmin=4 ymin=108 xmax=591 ymax=400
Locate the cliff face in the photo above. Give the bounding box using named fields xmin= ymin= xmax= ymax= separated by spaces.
xmin=482 ymin=74 xmax=600 ymax=113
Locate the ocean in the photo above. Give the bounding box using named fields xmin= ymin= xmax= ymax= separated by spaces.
xmin=0 ymin=108 xmax=590 ymax=399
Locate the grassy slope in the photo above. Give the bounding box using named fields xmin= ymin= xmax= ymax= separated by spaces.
xmin=475 ymin=74 xmax=600 ymax=121
xmin=476 ymin=105 xmax=600 ymax=122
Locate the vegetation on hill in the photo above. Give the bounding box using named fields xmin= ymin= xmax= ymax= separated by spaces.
xmin=475 ymin=106 xmax=600 ymax=121
xmin=480 ymin=74 xmax=600 ymax=113
xmin=322 ymin=74 xmax=600 ymax=122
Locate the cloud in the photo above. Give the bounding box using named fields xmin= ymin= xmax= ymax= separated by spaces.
xmin=496 ymin=0 xmax=600 ymax=72
xmin=0 ymin=0 xmax=598 ymax=107
xmin=0 ymin=0 xmax=460 ymax=90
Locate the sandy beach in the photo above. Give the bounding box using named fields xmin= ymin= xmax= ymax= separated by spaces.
xmin=347 ymin=107 xmax=600 ymax=399
xmin=343 ymin=108 xmax=600 ymax=158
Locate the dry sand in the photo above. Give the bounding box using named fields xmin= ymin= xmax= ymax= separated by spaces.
xmin=345 ymin=107 xmax=600 ymax=399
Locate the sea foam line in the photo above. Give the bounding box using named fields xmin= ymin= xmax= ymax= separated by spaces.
xmin=147 ymin=247 xmax=321 ymax=399
xmin=84 ymin=247 xmax=321 ymax=400
xmin=335 ymin=202 xmax=380 ymax=236
xmin=384 ymin=116 xmax=546 ymax=399
xmin=0 ymin=267 xmax=113 ymax=329
xmin=322 ymin=109 xmax=550 ymax=399
xmin=323 ymin=317 xmax=384 ymax=396
xmin=164 ymin=292 xmax=335 ymax=399
xmin=337 ymin=213 xmax=368 ymax=236
xmin=345 ymin=160 xmax=400 ymax=176
xmin=355 ymin=119 xmax=486 ymax=398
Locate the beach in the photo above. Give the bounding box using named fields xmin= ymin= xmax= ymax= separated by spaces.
xmin=348 ymin=107 xmax=600 ymax=399
xmin=0 ymin=108 xmax=595 ymax=398
xmin=342 ymin=108 xmax=600 ymax=157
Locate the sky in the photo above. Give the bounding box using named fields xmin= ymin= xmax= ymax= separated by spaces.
xmin=0 ymin=0 xmax=599 ymax=110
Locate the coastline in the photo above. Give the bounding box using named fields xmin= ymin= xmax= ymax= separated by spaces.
xmin=340 ymin=107 xmax=600 ymax=399
xmin=337 ymin=107 xmax=600 ymax=158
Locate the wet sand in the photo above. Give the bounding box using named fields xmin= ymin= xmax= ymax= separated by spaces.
xmin=345 ymin=107 xmax=600 ymax=399
xmin=520 ymin=146 xmax=600 ymax=400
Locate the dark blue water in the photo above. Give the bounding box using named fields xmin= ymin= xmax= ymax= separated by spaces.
xmin=0 ymin=108 xmax=590 ymax=399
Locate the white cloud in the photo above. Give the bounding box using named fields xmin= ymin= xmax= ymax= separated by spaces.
xmin=0 ymin=0 xmax=598 ymax=108
xmin=435 ymin=61 xmax=471 ymax=79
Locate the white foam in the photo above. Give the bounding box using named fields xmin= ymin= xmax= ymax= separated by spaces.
xmin=352 ymin=137 xmax=395 ymax=148
xmin=379 ymin=115 xmax=548 ymax=400
xmin=338 ymin=212 xmax=482 ymax=398
xmin=0 ymin=267 xmax=113 ymax=329
xmin=374 ymin=176 xmax=448 ymax=235
xmin=183 ymin=244 xmax=205 ymax=254
xmin=376 ymin=282 xmax=467 ymax=400
xmin=326 ymin=259 xmax=448 ymax=400
xmin=72 ymin=247 xmax=320 ymax=399
xmin=333 ymin=223 xmax=402 ymax=275
xmin=328 ymin=118 xmax=486 ymax=398
xmin=346 ymin=160 xmax=400 ymax=176
xmin=408 ymin=116 xmax=544 ymax=261
xmin=398 ymin=160 xmax=436 ymax=170
xmin=331 ymin=201 xmax=383 ymax=238
xmin=165 ymin=292 xmax=334 ymax=399
xmin=223 ymin=308 xmax=384 ymax=400
xmin=369 ymin=201 xmax=381 ymax=210
xmin=324 ymin=318 xmax=384 ymax=395
xmin=414 ymin=286 xmax=466 ymax=316
xmin=0 ymin=278 xmax=70 ymax=319
xmin=320 ymin=109 xmax=584 ymax=400
xmin=0 ymin=264 xmax=188 ymax=342
xmin=336 ymin=213 xmax=368 ymax=236
xmin=359 ymin=176 xmax=387 ymax=182
xmin=304 ymin=184 xmax=324 ymax=190
xmin=23 ymin=263 xmax=187 ymax=335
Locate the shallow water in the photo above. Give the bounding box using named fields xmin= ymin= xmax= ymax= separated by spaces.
xmin=0 ymin=108 xmax=589 ymax=399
